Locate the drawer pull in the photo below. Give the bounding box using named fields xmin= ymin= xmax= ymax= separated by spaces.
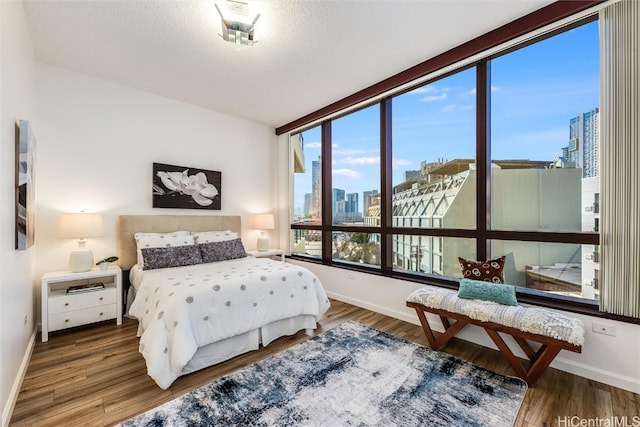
xmin=65 ymin=302 xmax=69 ymax=306
xmin=65 ymin=319 xmax=69 ymax=323
xmin=99 ymin=297 xmax=103 ymax=301
xmin=99 ymin=312 xmax=104 ymax=316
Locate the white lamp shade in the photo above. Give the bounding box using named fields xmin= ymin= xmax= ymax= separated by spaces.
xmin=58 ymin=213 xmax=104 ymax=239
xmin=252 ymin=213 xmax=275 ymax=230
xmin=253 ymin=213 xmax=274 ymax=251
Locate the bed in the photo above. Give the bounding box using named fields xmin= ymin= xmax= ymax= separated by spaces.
xmin=118 ymin=215 xmax=330 ymax=389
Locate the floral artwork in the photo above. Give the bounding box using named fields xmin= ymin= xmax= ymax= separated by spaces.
xmin=152 ymin=162 xmax=221 ymax=210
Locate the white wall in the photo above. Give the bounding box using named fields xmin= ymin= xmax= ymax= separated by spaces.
xmin=0 ymin=2 xmax=38 ymax=426
xmin=0 ymin=30 xmax=278 ymax=425
xmin=34 ymin=64 xmax=278 ymax=280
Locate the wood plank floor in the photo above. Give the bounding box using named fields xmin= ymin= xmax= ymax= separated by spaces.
xmin=10 ymin=299 xmax=640 ymax=426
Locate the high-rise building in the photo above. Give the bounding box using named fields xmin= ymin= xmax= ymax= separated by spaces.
xmin=310 ymin=156 xmax=321 ymax=219
xmin=363 ymin=190 xmax=378 ymax=217
xmin=346 ymin=193 xmax=359 ymax=221
xmin=332 ymin=188 xmax=345 ymax=222
xmin=565 ymin=108 xmax=599 ymax=178
xmin=303 ymin=193 xmax=311 ymax=217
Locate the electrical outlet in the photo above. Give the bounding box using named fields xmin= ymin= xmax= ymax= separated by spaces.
xmin=23 ymin=314 xmax=28 ymax=326
xmin=592 ymin=322 xmax=616 ymax=336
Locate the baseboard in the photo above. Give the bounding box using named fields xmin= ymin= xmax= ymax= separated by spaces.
xmin=550 ymin=357 xmax=640 ymax=394
xmin=326 ymin=291 xmax=640 ymax=394
xmin=2 ymin=327 xmax=37 ymax=427
xmin=325 ymin=291 xmax=420 ymax=326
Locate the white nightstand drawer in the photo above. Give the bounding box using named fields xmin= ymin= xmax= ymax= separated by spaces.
xmin=41 ymin=266 xmax=123 ymax=342
xmin=48 ymin=304 xmax=117 ymax=332
xmin=48 ymin=287 xmax=117 ymax=314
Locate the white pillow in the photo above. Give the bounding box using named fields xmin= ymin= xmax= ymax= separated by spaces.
xmin=134 ymin=231 xmax=194 ymax=267
xmin=192 ymin=230 xmax=238 ymax=244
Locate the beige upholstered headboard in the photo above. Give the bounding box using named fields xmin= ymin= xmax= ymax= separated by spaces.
xmin=117 ymin=215 xmax=241 ymax=270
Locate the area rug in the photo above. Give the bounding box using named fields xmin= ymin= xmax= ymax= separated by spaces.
xmin=117 ymin=321 xmax=527 ymax=426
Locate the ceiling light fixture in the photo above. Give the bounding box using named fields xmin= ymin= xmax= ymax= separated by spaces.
xmin=215 ymin=1 xmax=260 ymax=47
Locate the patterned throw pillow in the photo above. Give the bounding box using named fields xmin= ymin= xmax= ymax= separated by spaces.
xmin=458 ymin=255 xmax=506 ymax=283
xmin=140 ymin=245 xmax=203 ymax=270
xmin=199 ymin=238 xmax=247 ymax=263
xmin=134 ymin=231 xmax=194 ymax=268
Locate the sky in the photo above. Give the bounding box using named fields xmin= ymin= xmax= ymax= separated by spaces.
xmin=295 ymin=20 xmax=599 ymax=215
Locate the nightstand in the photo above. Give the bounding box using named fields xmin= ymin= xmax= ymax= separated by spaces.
xmin=247 ymin=248 xmax=285 ymax=262
xmin=41 ymin=266 xmax=122 ymax=342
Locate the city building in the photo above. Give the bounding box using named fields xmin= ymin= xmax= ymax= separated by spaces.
xmin=564 ymin=108 xmax=599 ymax=178
xmin=310 ymin=156 xmax=322 ymax=220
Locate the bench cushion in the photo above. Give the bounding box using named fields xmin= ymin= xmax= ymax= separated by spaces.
xmin=407 ymin=287 xmax=585 ymax=346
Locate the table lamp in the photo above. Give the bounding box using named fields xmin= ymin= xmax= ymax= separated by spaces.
xmin=58 ymin=213 xmax=104 ymax=272
xmin=252 ymin=213 xmax=274 ymax=251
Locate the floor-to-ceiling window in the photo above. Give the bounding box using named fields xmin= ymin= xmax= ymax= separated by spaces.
xmin=289 ymin=12 xmax=601 ymax=311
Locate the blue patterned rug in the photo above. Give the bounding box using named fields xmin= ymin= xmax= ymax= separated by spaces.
xmin=117 ymin=321 xmax=527 ymax=426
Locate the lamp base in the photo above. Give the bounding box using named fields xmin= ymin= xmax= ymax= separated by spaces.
xmin=257 ymin=237 xmax=270 ymax=251
xmin=69 ymin=249 xmax=94 ymax=272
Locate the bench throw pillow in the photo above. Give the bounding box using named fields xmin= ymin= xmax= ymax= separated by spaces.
xmin=458 ymin=255 xmax=506 ymax=283
xmin=458 ymin=278 xmax=518 ymax=306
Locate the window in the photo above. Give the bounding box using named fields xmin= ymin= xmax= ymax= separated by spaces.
xmin=331 ymin=105 xmax=380 ymax=227
xmin=489 ymin=20 xmax=599 ymax=299
xmin=491 ymin=21 xmax=599 ymax=234
xmin=392 ymin=68 xmax=477 ymax=230
xmin=289 ymin=15 xmax=600 ymax=308
xmin=291 ymin=126 xmax=322 ymax=258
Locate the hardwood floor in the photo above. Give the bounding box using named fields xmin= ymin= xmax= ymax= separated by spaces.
xmin=10 ymin=299 xmax=640 ymax=426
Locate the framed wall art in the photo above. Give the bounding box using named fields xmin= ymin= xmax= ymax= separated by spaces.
xmin=152 ymin=162 xmax=221 ymax=210
xmin=16 ymin=120 xmax=36 ymax=250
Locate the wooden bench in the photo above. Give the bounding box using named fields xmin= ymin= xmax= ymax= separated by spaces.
xmin=406 ymin=287 xmax=584 ymax=386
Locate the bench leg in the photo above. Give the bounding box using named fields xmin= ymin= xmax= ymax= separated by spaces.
xmin=485 ymin=329 xmax=530 ymax=381
xmin=526 ymin=345 xmax=562 ymax=385
xmin=485 ymin=329 xmax=561 ymax=386
xmin=413 ymin=308 xmax=467 ymax=351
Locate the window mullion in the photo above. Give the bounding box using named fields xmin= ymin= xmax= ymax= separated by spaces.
xmin=321 ymin=121 xmax=333 ymax=263
xmin=381 ymin=98 xmax=393 ymax=273
xmin=476 ymin=60 xmax=491 ymax=260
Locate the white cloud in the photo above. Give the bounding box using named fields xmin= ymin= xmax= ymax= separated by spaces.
xmin=420 ymin=93 xmax=448 ymax=102
xmin=334 ymin=148 xmax=368 ymax=155
xmin=305 ymin=141 xmax=321 ymax=149
xmin=409 ymin=86 xmax=436 ymax=94
xmin=332 ymin=169 xmax=360 ymax=178
xmin=343 ymin=156 xmax=379 ymax=165
xmin=393 ymin=158 xmax=413 ymax=168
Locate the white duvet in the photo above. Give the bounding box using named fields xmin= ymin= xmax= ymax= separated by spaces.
xmin=129 ymin=257 xmax=330 ymax=389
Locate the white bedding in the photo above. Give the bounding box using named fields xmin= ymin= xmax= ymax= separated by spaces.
xmin=128 ymin=256 xmax=330 ymax=389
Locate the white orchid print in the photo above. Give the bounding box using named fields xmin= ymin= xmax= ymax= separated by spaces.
xmin=155 ymin=169 xmax=219 ymax=206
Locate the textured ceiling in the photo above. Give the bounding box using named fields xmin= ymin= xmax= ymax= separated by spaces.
xmin=23 ymin=0 xmax=555 ymax=129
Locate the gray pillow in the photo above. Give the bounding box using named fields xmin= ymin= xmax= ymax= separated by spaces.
xmin=141 ymin=245 xmax=203 ymax=270
xmin=199 ymin=238 xmax=247 ymax=263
